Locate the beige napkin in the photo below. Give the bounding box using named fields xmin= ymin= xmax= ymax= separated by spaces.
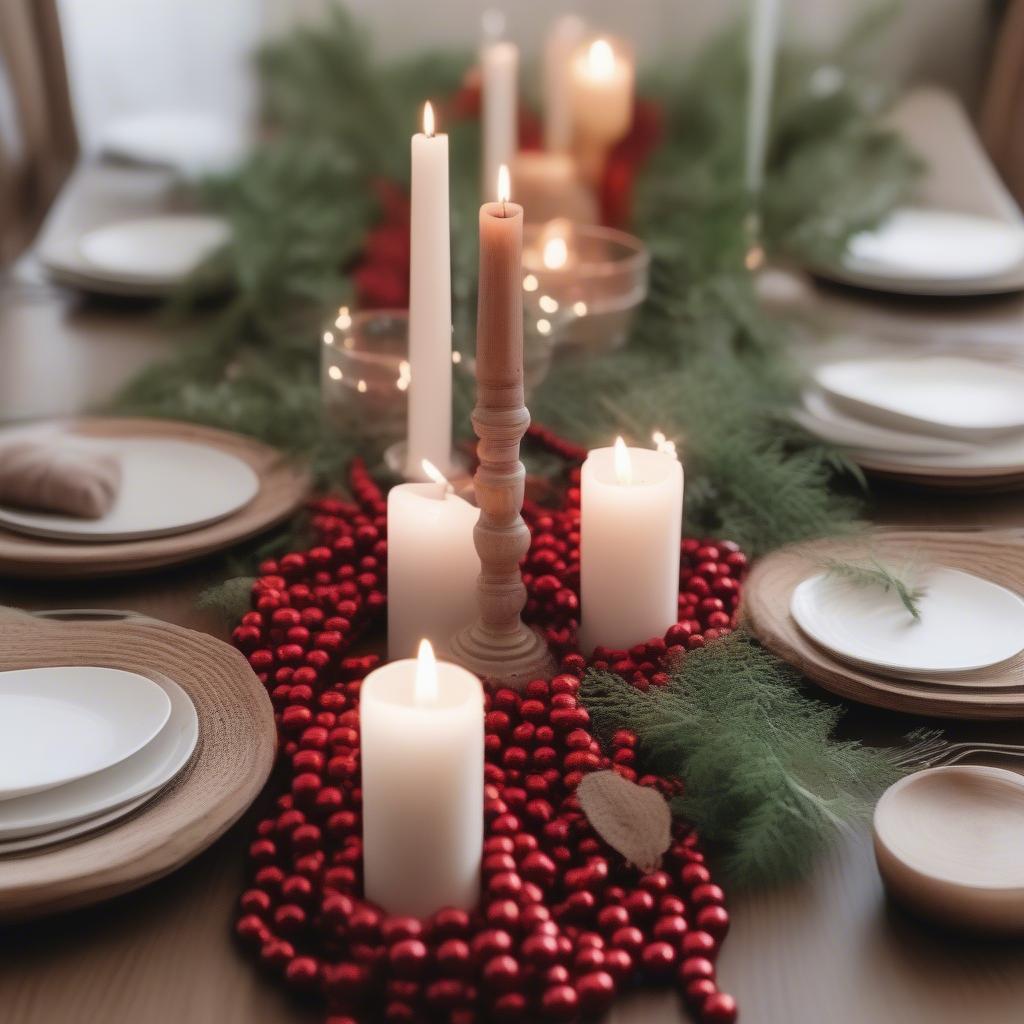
xmin=0 ymin=436 xmax=122 ymax=518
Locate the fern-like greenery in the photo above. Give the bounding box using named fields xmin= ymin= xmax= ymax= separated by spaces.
xmin=582 ymin=631 xmax=906 ymax=889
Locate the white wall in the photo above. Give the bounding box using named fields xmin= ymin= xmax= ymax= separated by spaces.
xmin=59 ymin=0 xmax=993 ymax=151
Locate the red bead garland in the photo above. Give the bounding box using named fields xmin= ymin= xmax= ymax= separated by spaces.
xmin=231 ymin=444 xmax=744 ymax=1024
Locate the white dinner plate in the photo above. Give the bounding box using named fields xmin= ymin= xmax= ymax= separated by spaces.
xmin=791 ymin=568 xmax=1024 ymax=675
xmin=814 ymin=357 xmax=1024 ymax=441
xmin=0 ymin=792 xmax=155 ymax=856
xmin=76 ymin=215 xmax=229 ymax=286
xmin=0 ymin=434 xmax=259 ymax=542
xmin=0 ymin=667 xmax=171 ymax=801
xmin=100 ymin=111 xmax=247 ymax=178
xmin=843 ymin=208 xmax=1024 ymax=282
xmin=794 ymin=388 xmax=975 ymax=457
xmin=0 ymin=671 xmax=197 ymax=840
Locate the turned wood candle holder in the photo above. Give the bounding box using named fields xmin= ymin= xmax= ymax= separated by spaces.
xmin=449 ymin=199 xmax=556 ymax=688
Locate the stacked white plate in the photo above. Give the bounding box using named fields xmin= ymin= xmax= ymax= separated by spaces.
xmin=40 ymin=214 xmax=230 ymax=298
xmin=0 ymin=426 xmax=260 ymax=543
xmin=794 ymin=355 xmax=1024 ymax=486
xmin=819 ymin=207 xmax=1024 ymax=296
xmin=790 ymin=566 xmax=1024 ymax=687
xmin=0 ymin=665 xmax=198 ymax=852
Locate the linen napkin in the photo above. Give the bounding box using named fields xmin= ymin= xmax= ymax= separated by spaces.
xmin=0 ymin=436 xmax=122 ymax=518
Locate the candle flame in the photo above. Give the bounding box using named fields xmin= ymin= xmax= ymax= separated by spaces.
xmin=542 ymin=236 xmax=569 ymax=271
xmin=423 ymin=101 xmax=436 ymax=138
xmin=421 ymin=458 xmax=453 ymax=493
xmin=613 ymin=436 xmax=632 ymax=486
xmin=497 ymin=164 xmax=511 ymax=204
xmin=415 ymin=638 xmax=439 ymax=705
xmin=587 ymin=38 xmax=616 ymax=79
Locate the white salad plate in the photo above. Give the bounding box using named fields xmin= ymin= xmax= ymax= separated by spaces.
xmin=0 ymin=667 xmax=171 ymax=801
xmin=76 ymin=215 xmax=229 ymax=285
xmin=843 ymin=208 xmax=1024 ymax=282
xmin=0 ymin=793 xmax=154 ymax=855
xmin=813 ymin=357 xmax=1024 ymax=441
xmin=794 ymin=388 xmax=974 ymax=457
xmin=0 ymin=434 xmax=259 ymax=542
xmin=0 ymin=671 xmax=197 ymax=840
xmin=790 ymin=568 xmax=1024 ymax=676
xmin=874 ymin=766 xmax=1024 ymax=932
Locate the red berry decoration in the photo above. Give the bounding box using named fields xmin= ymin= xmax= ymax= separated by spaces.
xmin=230 ymin=449 xmax=743 ymax=1022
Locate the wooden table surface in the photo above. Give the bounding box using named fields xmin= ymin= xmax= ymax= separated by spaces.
xmin=3 ymin=116 xmax=1024 ymax=1021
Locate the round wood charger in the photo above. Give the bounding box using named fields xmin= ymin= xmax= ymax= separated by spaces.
xmin=741 ymin=530 xmax=1024 ymax=719
xmin=0 ymin=611 xmax=276 ymax=921
xmin=0 ymin=417 xmax=310 ymax=579
xmin=853 ymin=457 xmax=1024 ymax=493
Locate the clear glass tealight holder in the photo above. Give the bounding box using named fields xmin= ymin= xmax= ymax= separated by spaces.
xmin=522 ymin=220 xmax=650 ymax=354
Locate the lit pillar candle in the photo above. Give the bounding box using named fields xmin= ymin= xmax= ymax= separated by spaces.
xmin=406 ymin=101 xmax=453 ymax=479
xmin=579 ymin=437 xmax=683 ymax=653
xmin=362 ymin=639 xmax=484 ymax=918
xmin=569 ymin=37 xmax=634 ymax=183
xmin=544 ymin=14 xmax=587 ymax=152
xmin=387 ymin=460 xmax=479 ymax=660
xmin=745 ymin=0 xmax=782 ymax=195
xmin=481 ymin=40 xmax=518 ymax=202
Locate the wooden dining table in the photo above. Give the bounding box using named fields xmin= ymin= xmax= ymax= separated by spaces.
xmin=1 ymin=89 xmax=1024 ymax=1024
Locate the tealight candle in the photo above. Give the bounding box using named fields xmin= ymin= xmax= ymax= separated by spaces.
xmin=579 ymin=437 xmax=683 ymax=653
xmin=481 ymin=39 xmax=518 ymax=201
xmin=362 ymin=640 xmax=484 ymax=918
xmin=387 ymin=460 xmax=479 ymax=660
xmin=406 ymin=102 xmax=453 ymax=478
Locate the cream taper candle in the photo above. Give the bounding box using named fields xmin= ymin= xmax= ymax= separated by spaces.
xmin=387 ymin=460 xmax=479 ymax=660
xmin=579 ymin=437 xmax=683 ymax=653
xmin=544 ymin=14 xmax=587 ymax=152
xmin=406 ymin=101 xmax=453 ymax=478
xmin=481 ymin=40 xmax=518 ymax=202
xmin=745 ymin=0 xmax=782 ymax=195
xmin=362 ymin=640 xmax=484 ymax=918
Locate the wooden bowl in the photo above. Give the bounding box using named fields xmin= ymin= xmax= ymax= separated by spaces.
xmin=874 ymin=766 xmax=1024 ymax=933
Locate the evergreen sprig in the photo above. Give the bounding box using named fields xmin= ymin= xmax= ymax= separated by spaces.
xmin=581 ymin=631 xmax=906 ymax=888
xmin=821 ymin=557 xmax=927 ymax=620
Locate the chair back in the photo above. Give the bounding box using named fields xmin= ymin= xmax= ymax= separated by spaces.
xmin=0 ymin=0 xmax=77 ymax=262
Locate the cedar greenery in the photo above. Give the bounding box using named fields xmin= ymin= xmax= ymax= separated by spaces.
xmin=111 ymin=5 xmax=917 ymax=552
xmin=582 ymin=631 xmax=906 ymax=889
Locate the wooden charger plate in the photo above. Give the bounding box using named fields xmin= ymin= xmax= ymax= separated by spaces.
xmin=0 ymin=609 xmax=276 ymax=921
xmin=853 ymin=457 xmax=1024 ymax=494
xmin=0 ymin=417 xmax=310 ymax=579
xmin=742 ymin=530 xmax=1024 ymax=719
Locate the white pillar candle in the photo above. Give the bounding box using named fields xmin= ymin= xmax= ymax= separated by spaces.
xmin=362 ymin=640 xmax=484 ymax=918
xmin=569 ymin=37 xmax=634 ymax=150
xmin=387 ymin=461 xmax=480 ymax=661
xmin=745 ymin=0 xmax=782 ymax=195
xmin=579 ymin=437 xmax=683 ymax=653
xmin=481 ymin=40 xmax=518 ymax=202
xmin=406 ymin=102 xmax=453 ymax=479
xmin=543 ymin=14 xmax=587 ymax=152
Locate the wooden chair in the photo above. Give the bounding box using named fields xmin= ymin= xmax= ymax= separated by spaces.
xmin=0 ymin=0 xmax=77 ymax=264
xmin=981 ymin=0 xmax=1024 ymax=208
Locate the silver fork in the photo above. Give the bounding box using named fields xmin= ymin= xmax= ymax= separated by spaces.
xmin=891 ymin=738 xmax=1024 ymax=771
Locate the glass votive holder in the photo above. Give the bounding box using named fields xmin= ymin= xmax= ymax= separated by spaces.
xmin=321 ymin=307 xmax=412 ymax=444
xmin=522 ymin=220 xmax=649 ymax=354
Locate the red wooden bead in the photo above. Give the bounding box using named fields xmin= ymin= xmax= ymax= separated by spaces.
xmin=702 ymin=991 xmax=739 ymax=1023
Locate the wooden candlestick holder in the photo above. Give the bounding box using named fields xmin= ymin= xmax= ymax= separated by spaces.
xmin=449 ymin=202 xmax=556 ymax=688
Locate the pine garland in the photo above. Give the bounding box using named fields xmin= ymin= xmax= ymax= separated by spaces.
xmin=581 ymin=631 xmax=905 ymax=889
xmin=109 ymin=6 xmax=917 ymax=556
xmin=821 ymin=556 xmax=927 ymax=620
